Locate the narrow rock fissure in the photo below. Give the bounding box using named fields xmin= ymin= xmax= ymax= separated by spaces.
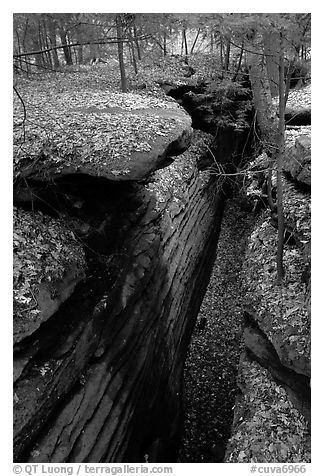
xmin=174 ymin=84 xmax=311 ymax=462
xmin=178 ymin=198 xmax=256 ymax=462
xmin=161 ymin=81 xmax=257 ymax=462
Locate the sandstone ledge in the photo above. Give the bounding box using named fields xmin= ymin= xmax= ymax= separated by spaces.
xmin=13 ymin=131 xmax=223 ymax=463
xmin=14 ymin=90 xmax=192 ymax=183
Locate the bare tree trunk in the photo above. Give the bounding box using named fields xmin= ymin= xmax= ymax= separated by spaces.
xmin=248 ymin=31 xmax=285 ymax=282
xmin=163 ymin=31 xmax=167 ymax=56
xmin=42 ymin=19 xmax=52 ymax=68
xmin=263 ymin=30 xmax=279 ymax=97
xmin=59 ymin=29 xmax=73 ymax=65
xmin=32 ymin=33 xmax=43 ymax=70
xmin=169 ymin=25 xmax=173 ymax=54
xmin=38 ymin=21 xmax=47 ymax=68
xmin=116 ymin=14 xmax=127 ymax=92
xmin=267 ymin=164 xmax=276 ymax=212
xmin=15 ymin=29 xmax=23 ymax=71
xmin=128 ymin=35 xmax=138 ymax=74
xmin=133 ymin=24 xmax=141 ymax=60
xmin=276 ymin=32 xmax=286 ymax=284
xmin=22 ymin=18 xmax=31 ymax=73
xmin=220 ymin=36 xmax=224 ymax=74
xmin=22 ymin=17 xmax=29 ymax=53
xmin=183 ymin=29 xmax=188 ymax=56
xmin=224 ymin=37 xmax=231 ymax=71
xmin=89 ymin=42 xmax=99 ymax=59
xmin=73 ymin=46 xmax=78 ymax=64
xmin=190 ymin=28 xmax=201 ymax=55
xmin=248 ymin=36 xmax=278 ymax=156
xmin=232 ymin=40 xmax=244 ymax=81
xmin=284 ymin=61 xmax=293 ymax=106
xmin=47 ymin=16 xmax=60 ymax=69
xmin=77 ymin=45 xmax=83 ymax=64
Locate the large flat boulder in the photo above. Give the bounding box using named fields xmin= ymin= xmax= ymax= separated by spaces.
xmin=285 ymin=108 xmax=311 ymax=126
xmin=273 ymin=84 xmax=311 ymax=126
xmin=14 ymin=91 xmax=192 ymax=183
xmin=283 ymin=134 xmax=311 ymax=187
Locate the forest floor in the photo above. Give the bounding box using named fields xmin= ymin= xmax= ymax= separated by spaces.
xmin=179 ymin=198 xmax=256 ymax=463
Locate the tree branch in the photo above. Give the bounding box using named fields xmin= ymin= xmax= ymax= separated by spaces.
xmin=13 ymin=36 xmax=151 ymax=58
xmin=13 ymin=86 xmax=27 ymax=142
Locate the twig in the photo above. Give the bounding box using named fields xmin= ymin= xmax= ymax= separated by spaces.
xmin=13 ymin=85 xmax=27 ymax=142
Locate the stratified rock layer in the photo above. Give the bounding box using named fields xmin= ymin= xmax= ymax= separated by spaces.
xmin=13 ymin=130 xmax=225 ymax=463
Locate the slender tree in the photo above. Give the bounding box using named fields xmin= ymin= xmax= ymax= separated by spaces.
xmin=224 ymin=36 xmax=231 ymax=72
xmin=127 ymin=27 xmax=138 ymax=75
xmin=190 ymin=27 xmax=201 ymax=54
xmin=263 ymin=29 xmax=279 ymax=97
xmin=182 ymin=28 xmax=188 ymax=56
xmin=116 ymin=14 xmax=127 ymax=92
xmin=276 ymin=31 xmax=286 ymax=283
xmin=247 ymin=26 xmax=285 ymax=282
xmin=133 ymin=23 xmax=142 ymax=60
xmin=232 ymin=40 xmax=245 ymax=81
xmin=46 ymin=15 xmax=60 ymax=69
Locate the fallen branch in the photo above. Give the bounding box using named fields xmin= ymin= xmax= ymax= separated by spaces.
xmin=13 ymin=35 xmax=151 ymax=58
